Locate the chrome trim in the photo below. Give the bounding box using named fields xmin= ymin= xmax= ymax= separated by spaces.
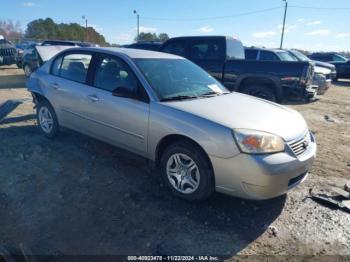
xmin=62 ymin=109 xmax=144 ymax=140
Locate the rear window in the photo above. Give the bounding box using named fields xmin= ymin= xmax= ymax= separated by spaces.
xmin=161 ymin=41 xmax=187 ymax=57
xmin=190 ymin=40 xmax=223 ymax=60
xmin=226 ymin=39 xmax=244 ymax=59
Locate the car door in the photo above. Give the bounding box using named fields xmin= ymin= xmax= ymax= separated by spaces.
xmin=81 ymin=54 xmax=150 ymax=156
xmin=45 ymin=51 xmax=94 ymax=132
xmin=188 ymin=38 xmax=225 ymax=81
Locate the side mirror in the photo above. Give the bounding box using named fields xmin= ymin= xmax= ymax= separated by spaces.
xmin=112 ymin=86 xmax=136 ymax=99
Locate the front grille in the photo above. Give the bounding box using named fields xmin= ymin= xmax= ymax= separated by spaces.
xmin=0 ymin=48 xmax=16 ymax=57
xmin=288 ymin=172 xmax=307 ymax=187
xmin=288 ymin=133 xmax=310 ymax=156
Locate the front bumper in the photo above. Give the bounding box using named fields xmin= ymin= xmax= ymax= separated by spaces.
xmin=0 ymin=55 xmax=16 ymax=65
xmin=212 ymin=133 xmax=317 ymax=200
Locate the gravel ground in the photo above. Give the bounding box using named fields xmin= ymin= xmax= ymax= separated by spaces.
xmin=0 ymin=65 xmax=349 ymax=260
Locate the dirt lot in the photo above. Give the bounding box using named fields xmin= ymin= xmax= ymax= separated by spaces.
xmin=0 ymin=65 xmax=349 ymax=260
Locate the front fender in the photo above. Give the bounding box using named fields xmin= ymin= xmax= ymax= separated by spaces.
xmin=148 ymin=103 xmax=240 ymax=161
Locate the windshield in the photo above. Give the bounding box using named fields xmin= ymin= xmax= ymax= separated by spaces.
xmin=275 ymin=51 xmax=298 ymax=61
xmin=0 ymin=39 xmax=10 ymax=45
xmin=134 ymin=59 xmax=228 ymax=101
xmin=333 ymin=54 xmax=347 ymax=62
xmin=290 ymin=50 xmax=311 ymax=62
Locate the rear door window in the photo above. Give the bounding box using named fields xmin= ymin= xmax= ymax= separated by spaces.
xmin=51 ymin=52 xmax=92 ymax=83
xmin=245 ymin=49 xmax=258 ymax=60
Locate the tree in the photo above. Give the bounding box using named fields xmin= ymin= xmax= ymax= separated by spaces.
xmin=24 ymin=18 xmax=108 ymax=46
xmin=158 ymin=33 xmax=169 ymax=42
xmin=0 ymin=20 xmax=22 ymax=40
xmin=135 ymin=32 xmax=170 ymax=42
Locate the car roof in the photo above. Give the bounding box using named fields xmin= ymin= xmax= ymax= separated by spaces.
xmin=165 ymin=35 xmax=228 ymax=41
xmin=245 ymin=47 xmax=286 ymax=53
xmin=64 ymin=47 xmax=184 ymax=59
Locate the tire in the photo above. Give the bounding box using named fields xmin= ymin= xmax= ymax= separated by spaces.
xmin=240 ymin=85 xmax=277 ymax=102
xmin=160 ymin=140 xmax=214 ymax=201
xmin=36 ymin=100 xmax=59 ymax=138
xmin=23 ymin=64 xmax=32 ymax=77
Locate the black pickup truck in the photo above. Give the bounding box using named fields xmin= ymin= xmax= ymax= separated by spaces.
xmin=159 ymin=36 xmax=316 ymax=102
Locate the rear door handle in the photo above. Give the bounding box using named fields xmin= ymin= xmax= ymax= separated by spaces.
xmin=87 ymin=94 xmax=99 ymax=102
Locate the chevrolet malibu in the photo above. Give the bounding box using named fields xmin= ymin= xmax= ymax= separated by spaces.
xmin=27 ymin=47 xmax=317 ymax=201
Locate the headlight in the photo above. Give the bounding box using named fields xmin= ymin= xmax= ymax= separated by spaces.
xmin=233 ymin=129 xmax=285 ymax=154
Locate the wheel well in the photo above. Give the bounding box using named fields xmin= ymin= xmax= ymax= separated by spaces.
xmin=155 ymin=134 xmax=215 ymax=185
xmin=32 ymin=92 xmax=47 ymax=104
xmin=155 ymin=135 xmax=210 ymax=164
xmin=238 ymin=77 xmax=282 ymax=100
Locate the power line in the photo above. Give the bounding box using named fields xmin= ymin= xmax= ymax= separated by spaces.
xmin=289 ymin=5 xmax=350 ymax=10
xmin=141 ymin=6 xmax=283 ymax=21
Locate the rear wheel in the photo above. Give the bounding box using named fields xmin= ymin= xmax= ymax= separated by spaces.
xmin=241 ymin=85 xmax=277 ymax=102
xmin=160 ymin=140 xmax=214 ymax=201
xmin=36 ymin=101 xmax=59 ymax=138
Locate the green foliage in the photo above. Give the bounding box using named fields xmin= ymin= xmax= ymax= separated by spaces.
xmin=25 ymin=18 xmax=108 ymax=46
xmin=135 ymin=32 xmax=169 ymax=42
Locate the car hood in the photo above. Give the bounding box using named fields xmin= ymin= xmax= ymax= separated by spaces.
xmin=314 ymin=66 xmax=331 ymax=75
xmin=314 ymin=61 xmax=336 ymax=70
xmin=164 ymin=92 xmax=308 ymax=142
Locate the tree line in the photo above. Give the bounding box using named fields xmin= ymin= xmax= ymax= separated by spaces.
xmin=0 ymin=18 xmax=170 ymax=46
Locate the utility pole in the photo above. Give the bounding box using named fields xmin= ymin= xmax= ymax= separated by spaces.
xmin=82 ymin=15 xmax=88 ymax=42
xmin=133 ymin=10 xmax=140 ymax=42
xmin=280 ymin=0 xmax=288 ymax=49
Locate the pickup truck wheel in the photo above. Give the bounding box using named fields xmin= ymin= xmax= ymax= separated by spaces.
xmin=36 ymin=101 xmax=59 ymax=138
xmin=160 ymin=141 xmax=214 ymax=201
xmin=241 ymin=85 xmax=277 ymax=102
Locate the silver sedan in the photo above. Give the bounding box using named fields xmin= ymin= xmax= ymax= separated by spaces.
xmin=27 ymin=47 xmax=316 ymax=201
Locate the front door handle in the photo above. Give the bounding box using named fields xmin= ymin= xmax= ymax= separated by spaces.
xmin=87 ymin=94 xmax=99 ymax=102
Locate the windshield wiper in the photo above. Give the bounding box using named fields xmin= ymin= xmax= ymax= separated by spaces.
xmin=199 ymin=91 xmax=230 ymax=97
xmin=160 ymin=95 xmax=198 ymax=102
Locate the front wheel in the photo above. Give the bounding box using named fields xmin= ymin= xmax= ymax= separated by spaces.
xmin=24 ymin=64 xmax=32 ymax=77
xmin=36 ymin=101 xmax=59 ymax=138
xmin=160 ymin=141 xmax=214 ymax=201
xmin=241 ymin=85 xmax=277 ymax=102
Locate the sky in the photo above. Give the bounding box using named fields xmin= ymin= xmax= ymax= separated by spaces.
xmin=2 ymin=0 xmax=350 ymax=51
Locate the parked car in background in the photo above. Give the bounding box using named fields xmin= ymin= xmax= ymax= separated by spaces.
xmin=22 ymin=45 xmax=73 ymax=77
xmin=308 ymin=52 xmax=350 ymax=80
xmin=0 ymin=35 xmax=17 ymax=66
xmin=160 ymin=36 xmax=316 ymax=102
xmin=27 ymin=47 xmax=316 ymax=200
xmin=123 ymin=41 xmax=162 ymax=51
xmin=22 ymin=40 xmax=97 ymax=76
xmin=41 ymin=40 xmax=99 ymax=47
xmin=286 ymin=50 xmax=333 ymax=95
xmin=15 ymin=41 xmax=40 ymax=68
